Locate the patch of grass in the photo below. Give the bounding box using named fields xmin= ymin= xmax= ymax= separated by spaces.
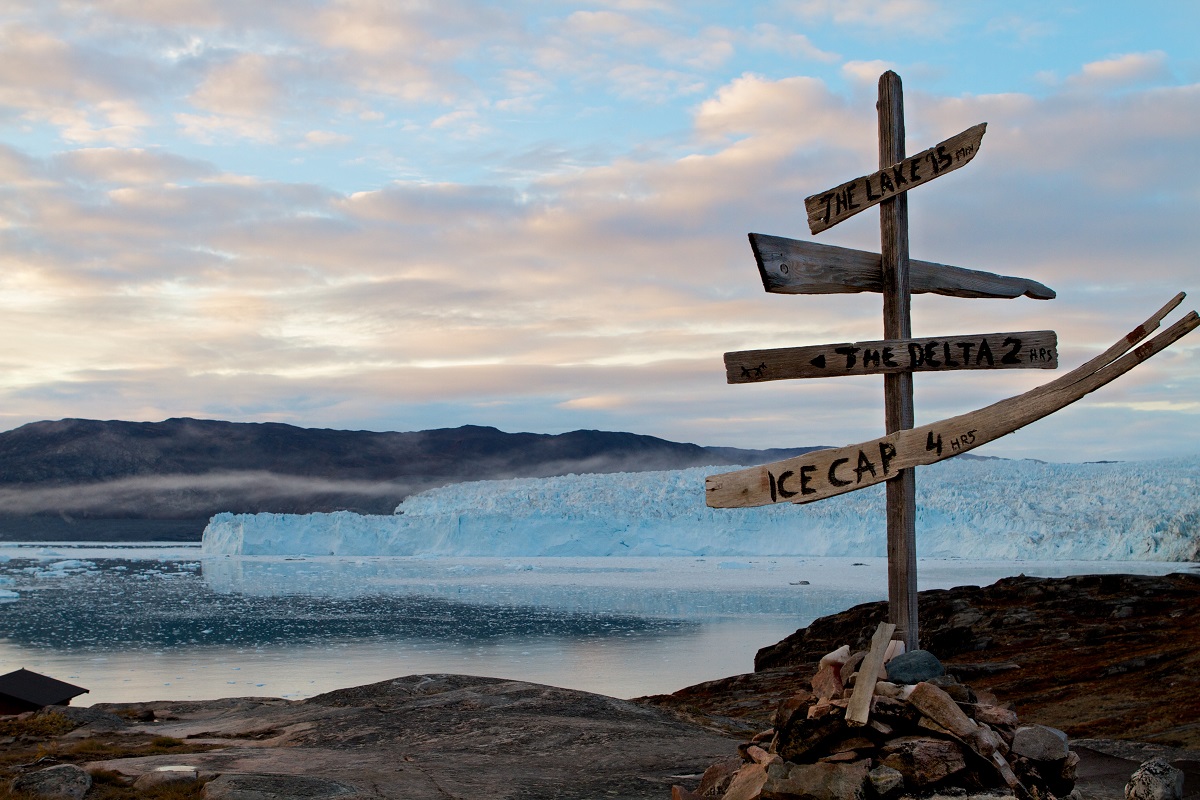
xmin=0 ymin=728 xmax=219 ymax=800
xmin=0 ymin=771 xmax=212 ymax=800
xmin=149 ymin=736 xmax=184 ymax=749
xmin=0 ymin=713 xmax=78 ymax=739
xmin=64 ymin=738 xmax=127 ymax=758
xmin=86 ymin=777 xmax=213 ymax=800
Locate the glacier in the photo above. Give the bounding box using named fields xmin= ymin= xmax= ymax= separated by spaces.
xmin=201 ymin=456 xmax=1200 ymax=561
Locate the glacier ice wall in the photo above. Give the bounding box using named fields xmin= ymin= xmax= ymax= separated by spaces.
xmin=202 ymin=456 xmax=1200 ymax=560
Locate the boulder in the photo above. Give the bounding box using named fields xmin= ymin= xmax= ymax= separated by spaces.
xmin=720 ymin=763 xmax=770 ymax=800
xmin=761 ymin=760 xmax=870 ymax=800
xmin=812 ymin=663 xmax=843 ymax=702
xmin=10 ymin=764 xmax=92 ymax=800
xmin=1125 ymin=757 xmax=1185 ymax=800
xmin=885 ymin=650 xmax=944 ymax=684
xmin=1011 ymin=724 xmax=1069 ymax=762
xmin=773 ymin=691 xmax=814 ymax=729
xmin=697 ymin=756 xmax=742 ymax=798
xmin=879 ymin=736 xmax=967 ymax=788
xmin=974 ymin=704 xmax=1019 ymax=730
xmin=48 ymin=705 xmax=127 ymax=732
xmin=776 ymin=712 xmax=844 ymax=763
xmin=867 ymin=764 xmax=905 ymax=799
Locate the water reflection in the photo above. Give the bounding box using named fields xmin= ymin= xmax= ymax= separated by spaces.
xmin=200 ymin=556 xmax=850 ymax=619
xmin=3 ymin=550 xmax=1183 ymax=704
xmin=0 ymin=557 xmax=691 ymax=651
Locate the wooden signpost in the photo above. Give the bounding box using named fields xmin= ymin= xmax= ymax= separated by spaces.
xmin=705 ymin=71 xmax=1197 ymax=651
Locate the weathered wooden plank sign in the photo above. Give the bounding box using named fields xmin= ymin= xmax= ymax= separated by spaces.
xmin=749 ymin=234 xmax=1056 ymax=300
xmin=726 ymin=330 xmax=1057 ymax=383
xmin=707 ymin=297 xmax=1198 ymax=508
xmin=804 ymin=123 xmax=986 ymax=234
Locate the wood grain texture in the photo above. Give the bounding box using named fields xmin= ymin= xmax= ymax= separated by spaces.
xmin=726 ymin=331 xmax=1058 ymax=383
xmin=705 ymin=297 xmax=1197 ymax=509
xmin=877 ymin=70 xmax=917 ymax=652
xmin=846 ymin=621 xmax=896 ymax=726
xmin=803 ymin=122 xmax=987 ymax=234
xmin=750 ymin=234 xmax=1056 ymax=300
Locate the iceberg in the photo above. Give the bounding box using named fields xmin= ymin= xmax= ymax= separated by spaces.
xmin=201 ymin=456 xmax=1200 ymax=560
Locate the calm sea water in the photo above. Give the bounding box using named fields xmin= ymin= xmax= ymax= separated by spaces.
xmin=0 ymin=543 xmax=1189 ymax=703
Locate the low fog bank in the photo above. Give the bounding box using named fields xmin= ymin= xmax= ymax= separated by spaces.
xmin=0 ymin=418 xmax=822 ymax=539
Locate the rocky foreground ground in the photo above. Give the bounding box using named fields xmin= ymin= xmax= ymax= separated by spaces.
xmin=2 ymin=572 xmax=1198 ymax=800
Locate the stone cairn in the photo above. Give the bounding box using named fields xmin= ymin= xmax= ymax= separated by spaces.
xmin=673 ymin=623 xmax=1078 ymax=800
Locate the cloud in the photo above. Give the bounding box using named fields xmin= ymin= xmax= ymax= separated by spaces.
xmin=749 ymin=24 xmax=839 ymax=64
xmin=692 ymin=73 xmax=871 ymax=157
xmin=786 ymin=0 xmax=952 ymax=33
xmin=54 ymin=147 xmax=217 ymax=184
xmin=984 ymin=13 xmax=1056 ymax=44
xmin=1064 ymin=51 xmax=1171 ymax=91
xmin=0 ymin=23 xmax=154 ymax=144
xmin=842 ymin=60 xmax=897 ymax=85
xmin=531 ymin=8 xmax=741 ymax=101
xmin=0 ymin=8 xmax=1195 ymax=463
xmin=188 ymin=53 xmax=282 ymax=118
xmin=303 ymin=130 xmax=352 ymax=147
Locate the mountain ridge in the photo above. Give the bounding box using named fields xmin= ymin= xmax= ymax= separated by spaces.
xmin=0 ymin=417 xmax=825 ymax=540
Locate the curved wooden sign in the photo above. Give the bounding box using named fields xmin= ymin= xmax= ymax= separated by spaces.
xmin=804 ymin=123 xmax=986 ymax=234
xmin=726 ymin=331 xmax=1057 ymax=383
xmin=750 ymin=234 xmax=1055 ymax=300
xmin=706 ymin=295 xmax=1196 ymax=508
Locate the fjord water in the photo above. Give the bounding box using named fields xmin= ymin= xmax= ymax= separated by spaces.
xmin=0 ymin=543 xmax=1189 ymax=704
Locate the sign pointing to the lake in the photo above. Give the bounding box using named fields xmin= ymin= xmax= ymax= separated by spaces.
xmin=726 ymin=330 xmax=1058 ymax=383
xmin=804 ymin=123 xmax=986 ymax=234
xmin=749 ymin=234 xmax=1055 ymax=300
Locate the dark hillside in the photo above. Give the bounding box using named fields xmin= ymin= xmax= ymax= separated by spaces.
xmin=0 ymin=418 xmax=823 ymax=540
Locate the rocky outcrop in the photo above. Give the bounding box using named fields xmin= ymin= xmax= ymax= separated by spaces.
xmin=648 ymin=573 xmax=1200 ymax=749
xmin=77 ymin=674 xmax=741 ymax=799
xmin=9 ymin=763 xmax=91 ymax=799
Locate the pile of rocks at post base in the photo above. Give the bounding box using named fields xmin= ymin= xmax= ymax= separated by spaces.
xmin=671 ymin=623 xmax=1078 ymax=800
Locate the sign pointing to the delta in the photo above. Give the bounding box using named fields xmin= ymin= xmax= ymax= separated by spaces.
xmin=804 ymin=123 xmax=986 ymax=234
xmin=725 ymin=330 xmax=1058 ymax=383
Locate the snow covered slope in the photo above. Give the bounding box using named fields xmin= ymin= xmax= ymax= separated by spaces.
xmin=201 ymin=456 xmax=1200 ymax=560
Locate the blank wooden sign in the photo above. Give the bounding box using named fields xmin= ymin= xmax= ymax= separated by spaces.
xmin=750 ymin=234 xmax=1055 ymax=301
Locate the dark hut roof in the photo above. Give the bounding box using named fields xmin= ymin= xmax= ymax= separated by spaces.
xmin=0 ymin=669 xmax=88 ymax=707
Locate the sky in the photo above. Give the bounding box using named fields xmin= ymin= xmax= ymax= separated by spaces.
xmin=0 ymin=1 xmax=1198 ymax=463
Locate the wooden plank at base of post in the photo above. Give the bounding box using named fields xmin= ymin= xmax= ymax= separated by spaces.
xmin=804 ymin=122 xmax=986 ymax=234
xmin=846 ymin=621 xmax=896 ymax=726
xmin=750 ymin=234 xmax=1056 ymax=300
xmin=725 ymin=330 xmax=1058 ymax=383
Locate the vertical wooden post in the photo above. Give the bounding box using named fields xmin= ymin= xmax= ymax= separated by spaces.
xmin=877 ymin=71 xmax=919 ymax=651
